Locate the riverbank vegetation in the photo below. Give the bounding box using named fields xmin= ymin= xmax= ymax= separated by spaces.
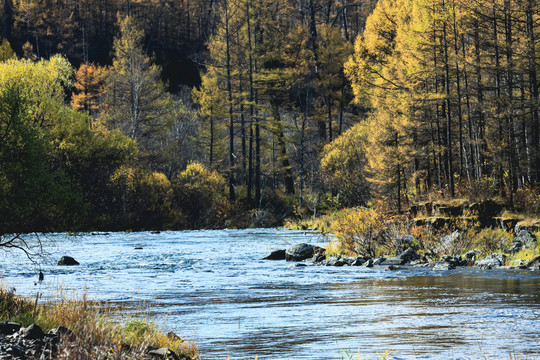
xmin=0 ymin=0 xmax=540 ymax=235
xmin=0 ymin=284 xmax=197 ymax=359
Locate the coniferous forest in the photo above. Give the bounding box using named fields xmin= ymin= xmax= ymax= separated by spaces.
xmin=1 ymin=0 xmax=540 ymax=232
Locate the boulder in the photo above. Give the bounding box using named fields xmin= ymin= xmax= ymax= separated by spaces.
xmin=48 ymin=326 xmax=74 ymax=339
xmin=310 ymin=253 xmax=326 ymax=263
xmin=465 ymin=250 xmax=480 ymax=262
xmin=361 ymin=258 xmax=374 ymax=268
xmin=373 ymin=257 xmax=386 ymax=265
xmin=285 ymin=243 xmax=324 ymax=261
xmin=58 ymin=256 xmax=79 ymax=266
xmin=19 ymin=324 xmax=44 ymax=340
xmin=440 ymin=255 xmax=464 ymax=266
xmin=382 ymin=257 xmax=405 ymax=266
xmin=398 ymin=247 xmax=420 ymax=263
xmin=526 ymin=255 xmax=540 ymax=269
xmin=475 ymin=253 xmax=506 ymax=269
xmin=515 ymin=219 xmax=540 ymax=234
xmin=514 ymin=230 xmax=537 ymax=249
xmin=350 ymin=257 xmax=366 ymax=266
xmin=263 ymin=249 xmax=286 ymax=260
xmin=433 ymin=262 xmax=456 ymax=271
xmin=322 ymin=257 xmax=347 ymax=266
xmin=0 ymin=322 xmax=21 ymax=335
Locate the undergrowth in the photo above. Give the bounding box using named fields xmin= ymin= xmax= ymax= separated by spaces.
xmin=0 ymin=284 xmax=198 ymax=359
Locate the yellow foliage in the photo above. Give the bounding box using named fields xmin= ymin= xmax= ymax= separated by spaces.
xmin=333 ymin=208 xmax=392 ymax=257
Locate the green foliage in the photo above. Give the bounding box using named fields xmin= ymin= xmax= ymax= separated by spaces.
xmin=172 ymin=162 xmax=228 ymax=228
xmin=110 ymin=166 xmax=173 ymax=230
xmin=320 ymin=122 xmax=370 ymax=207
xmin=0 ymin=38 xmax=16 ymax=62
xmin=0 ymin=84 xmax=87 ymax=232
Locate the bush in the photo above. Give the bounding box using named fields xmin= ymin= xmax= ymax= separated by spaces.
xmin=471 ymin=228 xmax=511 ymax=255
xmin=110 ymin=166 xmax=173 ymax=229
xmin=172 ymin=162 xmax=228 ymax=228
xmin=333 ymin=208 xmax=393 ymax=257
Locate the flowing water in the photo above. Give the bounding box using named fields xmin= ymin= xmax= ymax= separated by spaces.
xmin=2 ymin=229 xmax=540 ymax=360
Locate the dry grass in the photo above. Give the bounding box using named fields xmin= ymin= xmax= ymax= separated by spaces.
xmin=0 ymin=284 xmax=198 ymax=359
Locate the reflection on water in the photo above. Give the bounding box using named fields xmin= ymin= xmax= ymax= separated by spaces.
xmin=2 ymin=229 xmax=540 ymax=359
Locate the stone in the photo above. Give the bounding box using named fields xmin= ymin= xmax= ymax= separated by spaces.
xmin=373 ymin=257 xmax=386 ymax=265
xmin=285 ymin=243 xmax=324 ymax=261
xmin=361 ymin=258 xmax=374 ymax=268
xmin=0 ymin=322 xmax=21 ymax=335
xmin=381 ymin=257 xmax=405 ymax=266
xmin=350 ymin=257 xmax=366 ymax=266
xmin=58 ymin=256 xmax=79 ymax=266
xmin=433 ymin=262 xmax=456 ymax=270
xmin=514 ymin=230 xmax=537 ymax=249
xmin=19 ymin=324 xmax=44 ymax=340
xmin=465 ymin=250 xmax=480 ymax=261
xmin=515 ymin=219 xmax=540 ymax=234
xmin=310 ymin=253 xmax=326 ymax=263
xmin=263 ymin=249 xmax=286 ymax=260
xmin=397 ymin=247 xmax=420 ymax=263
xmin=48 ymin=326 xmax=73 ymax=339
xmin=147 ymin=347 xmax=181 ymax=360
xmin=526 ymin=255 xmax=540 ymax=269
xmin=475 ymin=254 xmax=506 ymax=269
xmin=322 ymin=257 xmax=346 ymax=266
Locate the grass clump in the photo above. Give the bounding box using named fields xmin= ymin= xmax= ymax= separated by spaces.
xmin=0 ymin=284 xmax=198 ymax=359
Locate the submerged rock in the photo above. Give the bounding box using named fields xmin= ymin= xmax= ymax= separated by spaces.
xmin=285 ymin=243 xmax=324 ymax=261
xmin=263 ymin=249 xmax=286 ymax=260
xmin=58 ymin=256 xmax=79 ymax=266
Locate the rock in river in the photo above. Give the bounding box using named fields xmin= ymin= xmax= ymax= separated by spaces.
xmin=58 ymin=256 xmax=79 ymax=266
xmin=285 ymin=243 xmax=324 ymax=261
xmin=263 ymin=249 xmax=286 ymax=260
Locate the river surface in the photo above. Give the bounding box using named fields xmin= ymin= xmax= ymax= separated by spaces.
xmin=2 ymin=229 xmax=540 ymax=359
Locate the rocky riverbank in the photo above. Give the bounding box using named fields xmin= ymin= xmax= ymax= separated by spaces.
xmin=0 ymin=321 xmax=189 ymax=360
xmin=264 ymin=241 xmax=540 ymax=271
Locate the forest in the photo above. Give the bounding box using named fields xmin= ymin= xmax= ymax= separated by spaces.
xmin=0 ymin=0 xmax=539 ymax=233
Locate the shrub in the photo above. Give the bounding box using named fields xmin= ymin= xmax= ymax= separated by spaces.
xmin=333 ymin=208 xmax=392 ymax=257
xmin=110 ymin=166 xmax=173 ymax=229
xmin=172 ymin=162 xmax=228 ymax=228
xmin=471 ymin=228 xmax=511 ymax=255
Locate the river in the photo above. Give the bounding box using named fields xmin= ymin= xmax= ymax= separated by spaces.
xmin=2 ymin=229 xmax=540 ymax=359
